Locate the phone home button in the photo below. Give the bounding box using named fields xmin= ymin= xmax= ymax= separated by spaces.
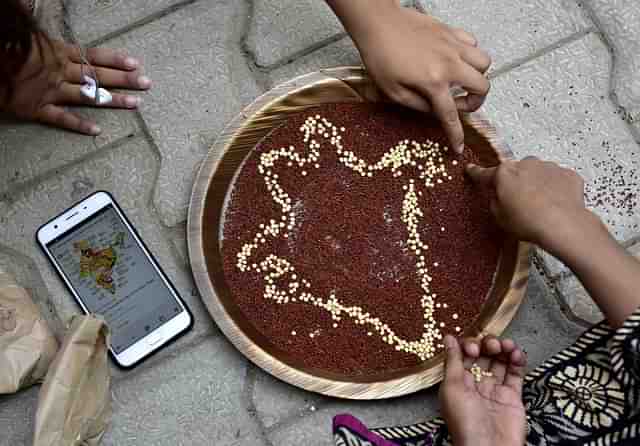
xmin=146 ymin=332 xmax=165 ymax=346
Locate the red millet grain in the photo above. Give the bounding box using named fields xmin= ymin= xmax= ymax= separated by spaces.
xmin=221 ymin=103 xmax=502 ymax=376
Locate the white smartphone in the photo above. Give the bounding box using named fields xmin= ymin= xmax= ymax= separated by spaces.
xmin=37 ymin=191 xmax=192 ymax=368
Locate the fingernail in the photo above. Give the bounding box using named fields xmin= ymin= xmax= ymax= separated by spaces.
xmin=125 ymin=57 xmax=139 ymax=68
xmin=125 ymin=96 xmax=140 ymax=108
xmin=138 ymin=76 xmax=152 ymax=88
xmin=91 ymin=125 xmax=101 ymax=135
xmin=456 ymin=144 xmax=465 ymax=154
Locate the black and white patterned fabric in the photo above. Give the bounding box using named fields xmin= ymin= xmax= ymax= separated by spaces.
xmin=333 ymin=307 xmax=640 ymax=446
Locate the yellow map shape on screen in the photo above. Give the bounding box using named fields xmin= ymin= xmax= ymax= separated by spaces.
xmin=74 ymin=232 xmax=125 ymax=294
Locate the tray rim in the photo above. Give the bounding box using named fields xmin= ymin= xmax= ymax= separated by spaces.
xmin=187 ymin=67 xmax=530 ymax=399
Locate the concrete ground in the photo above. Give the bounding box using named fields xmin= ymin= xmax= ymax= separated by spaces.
xmin=1 ymin=0 xmax=639 ymax=444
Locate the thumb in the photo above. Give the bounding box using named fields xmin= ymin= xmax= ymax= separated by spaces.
xmin=465 ymin=163 xmax=496 ymax=187
xmin=443 ymin=335 xmax=465 ymax=382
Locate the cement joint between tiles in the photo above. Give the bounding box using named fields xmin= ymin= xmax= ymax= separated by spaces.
xmin=530 ymin=251 xmax=591 ymax=328
xmin=111 ymin=329 xmax=222 ymax=385
xmin=237 ymin=0 xmax=272 ymax=92
xmin=243 ymin=365 xmax=274 ymax=446
xmin=549 ymin=280 xmax=593 ymax=329
xmin=79 ymin=0 xmax=198 ymax=47
xmin=573 ymin=0 xmax=640 ymax=145
xmin=130 ymin=109 xmax=180 ymax=231
xmin=249 ymin=30 xmax=349 ymax=72
xmin=0 ymin=132 xmax=145 ymax=203
xmin=488 ymin=27 xmax=596 ymax=81
xmin=263 ymin=400 xmax=332 ymax=438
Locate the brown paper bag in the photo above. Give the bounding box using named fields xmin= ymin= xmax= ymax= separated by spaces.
xmin=33 ymin=315 xmax=111 ymax=446
xmin=0 ymin=270 xmax=58 ymax=394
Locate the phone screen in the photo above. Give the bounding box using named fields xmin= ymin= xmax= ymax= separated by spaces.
xmin=46 ymin=205 xmax=184 ymax=353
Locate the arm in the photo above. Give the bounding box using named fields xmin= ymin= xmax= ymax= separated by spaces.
xmin=467 ymin=158 xmax=640 ymax=328
xmin=325 ymin=0 xmax=491 ymax=154
xmin=545 ymin=211 xmax=640 ymax=328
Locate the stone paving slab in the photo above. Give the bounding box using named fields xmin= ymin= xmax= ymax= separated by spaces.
xmin=255 ymin=272 xmax=584 ymax=435
xmin=66 ymin=0 xmax=187 ymax=44
xmin=251 ymin=368 xmax=325 ymax=430
xmin=416 ymin=0 xmax=592 ymax=72
xmin=108 ymin=0 xmax=262 ymax=227
xmin=268 ymin=392 xmax=437 ymax=446
xmin=0 ymin=137 xmax=215 ymax=379
xmin=482 ymin=33 xmax=640 ymax=277
xmin=556 ymin=275 xmax=604 ymax=326
xmin=247 ymin=0 xmax=344 ymax=68
xmin=0 ymin=109 xmax=139 ymax=194
xmin=102 ymin=336 xmax=263 ymax=446
xmin=267 ymin=37 xmax=360 ymax=89
xmin=556 ymin=242 xmax=640 ymax=325
xmin=0 ymin=387 xmax=39 ymax=446
xmin=582 ymin=0 xmax=640 ymax=122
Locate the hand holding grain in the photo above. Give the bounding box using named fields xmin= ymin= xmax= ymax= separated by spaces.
xmin=440 ymin=335 xmax=526 ymax=446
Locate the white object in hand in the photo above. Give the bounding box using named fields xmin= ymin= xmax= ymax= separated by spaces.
xmin=80 ymin=75 xmax=113 ymax=105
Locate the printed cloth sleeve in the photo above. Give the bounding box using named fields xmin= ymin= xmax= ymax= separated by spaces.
xmin=333 ymin=306 xmax=640 ymax=446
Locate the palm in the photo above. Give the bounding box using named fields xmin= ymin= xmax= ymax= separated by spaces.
xmin=442 ymin=373 xmax=525 ymax=444
xmin=440 ymin=336 xmax=527 ymax=446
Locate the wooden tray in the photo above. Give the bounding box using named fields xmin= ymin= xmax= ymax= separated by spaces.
xmin=187 ymin=67 xmax=530 ymax=399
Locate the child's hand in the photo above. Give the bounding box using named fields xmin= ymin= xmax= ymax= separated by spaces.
xmin=466 ymin=158 xmax=594 ymax=255
xmin=349 ymin=4 xmax=491 ymax=153
xmin=2 ymin=36 xmax=151 ymax=135
xmin=440 ymin=335 xmax=527 ymax=446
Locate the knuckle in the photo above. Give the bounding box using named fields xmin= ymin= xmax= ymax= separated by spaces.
xmin=443 ymin=109 xmax=460 ymax=124
xmin=424 ymin=69 xmax=449 ymax=88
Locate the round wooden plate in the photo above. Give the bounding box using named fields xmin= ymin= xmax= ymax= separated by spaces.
xmin=187 ymin=67 xmax=530 ymax=399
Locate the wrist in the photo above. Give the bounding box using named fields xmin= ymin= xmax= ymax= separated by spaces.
xmin=339 ymin=0 xmax=401 ymax=45
xmin=539 ymin=209 xmax=607 ymax=262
